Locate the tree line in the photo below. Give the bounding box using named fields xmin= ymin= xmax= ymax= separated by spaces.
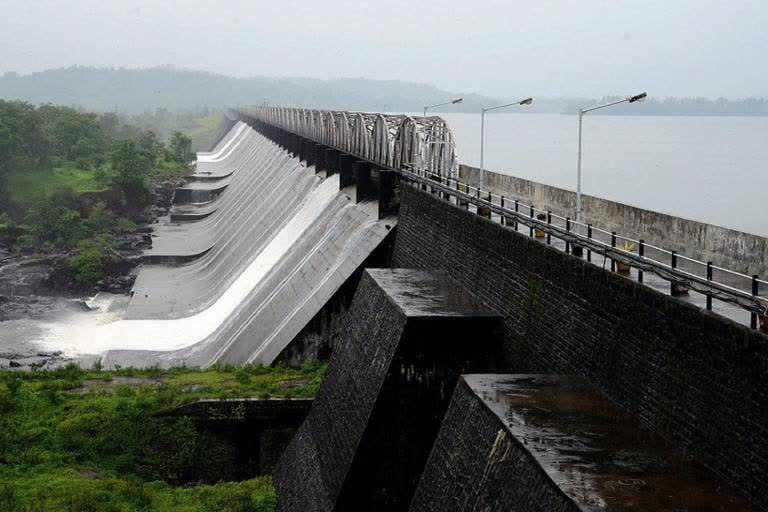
xmin=0 ymin=100 xmax=194 ymax=287
xmin=3 ymin=66 xmax=768 ymax=116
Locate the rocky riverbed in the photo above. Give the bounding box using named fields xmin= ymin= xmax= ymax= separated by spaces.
xmin=0 ymin=177 xmax=187 ymax=370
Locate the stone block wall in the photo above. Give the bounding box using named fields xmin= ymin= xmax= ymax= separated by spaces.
xmin=392 ymin=185 xmax=768 ymax=510
xmin=275 ymin=269 xmax=501 ymax=512
xmin=409 ymin=378 xmax=584 ymax=512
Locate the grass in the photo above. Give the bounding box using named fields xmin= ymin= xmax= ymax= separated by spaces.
xmin=184 ymin=114 xmax=225 ymax=152
xmin=6 ymin=165 xmax=107 ymax=199
xmin=150 ymin=157 xmax=193 ymax=181
xmin=0 ymin=362 xmax=326 ymax=511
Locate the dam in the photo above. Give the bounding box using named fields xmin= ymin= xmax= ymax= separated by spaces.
xmin=85 ymin=107 xmax=768 ymax=510
xmin=98 ymin=121 xmax=393 ymax=367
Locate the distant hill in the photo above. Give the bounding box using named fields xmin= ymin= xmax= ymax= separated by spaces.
xmin=0 ymin=66 xmax=503 ymax=114
xmin=1 ymin=66 xmax=767 ymax=116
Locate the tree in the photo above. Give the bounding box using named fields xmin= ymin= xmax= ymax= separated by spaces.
xmin=98 ymin=112 xmax=120 ymax=140
xmin=21 ymin=188 xmax=85 ymax=252
xmin=111 ymin=140 xmax=150 ymax=186
xmin=0 ymin=100 xmax=47 ymax=177
xmin=37 ymin=105 xmax=106 ymax=167
xmin=168 ymin=131 xmax=192 ymax=164
xmin=110 ymin=140 xmax=152 ymax=208
xmin=137 ymin=130 xmax=163 ymax=166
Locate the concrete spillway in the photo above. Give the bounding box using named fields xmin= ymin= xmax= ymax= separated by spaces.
xmin=90 ymin=122 xmax=394 ymax=368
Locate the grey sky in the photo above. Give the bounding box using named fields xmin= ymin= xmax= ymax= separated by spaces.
xmin=1 ymin=0 xmax=766 ymax=98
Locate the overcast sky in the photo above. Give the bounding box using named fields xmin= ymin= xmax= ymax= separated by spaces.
xmin=1 ymin=0 xmax=765 ymax=98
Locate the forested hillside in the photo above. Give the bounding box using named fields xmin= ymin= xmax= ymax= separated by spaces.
xmin=0 ymin=66 xmax=482 ymax=114
xmin=0 ymin=100 xmax=195 ymax=288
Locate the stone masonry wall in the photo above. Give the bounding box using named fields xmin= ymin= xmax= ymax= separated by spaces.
xmin=392 ymin=185 xmax=768 ymax=510
xmin=409 ymin=378 xmax=579 ymax=512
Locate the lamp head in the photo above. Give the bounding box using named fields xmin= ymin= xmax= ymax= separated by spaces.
xmin=519 ymin=97 xmax=533 ymax=105
xmin=451 ymin=97 xmax=464 ymax=104
xmin=628 ymin=92 xmax=647 ymax=103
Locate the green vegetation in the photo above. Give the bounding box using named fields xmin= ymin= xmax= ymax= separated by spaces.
xmin=183 ymin=113 xmax=226 ymax=152
xmin=0 ymin=99 xmax=208 ymax=287
xmin=168 ymin=132 xmax=193 ymax=165
xmin=0 ymin=361 xmax=326 ymax=511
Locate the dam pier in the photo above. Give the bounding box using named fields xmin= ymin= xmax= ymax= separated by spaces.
xmin=107 ymin=107 xmax=767 ymax=510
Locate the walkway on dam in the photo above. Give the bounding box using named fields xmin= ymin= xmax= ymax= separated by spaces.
xmin=465 ymin=201 xmax=757 ymax=326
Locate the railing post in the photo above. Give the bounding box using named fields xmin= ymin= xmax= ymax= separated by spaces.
xmin=565 ymin=217 xmax=571 ymax=254
xmin=706 ymin=262 xmax=713 ymax=310
xmin=500 ymin=196 xmax=505 ymax=225
xmin=610 ymin=232 xmax=617 ymax=272
xmin=586 ymin=224 xmax=592 ymax=262
xmin=671 ymin=250 xmax=677 ymax=293
xmin=752 ymin=275 xmax=759 ymax=329
xmin=638 ymin=240 xmax=644 ymax=283
xmin=514 ymin=200 xmax=519 ymax=231
xmin=669 ymin=250 xmax=690 ymax=296
xmin=546 ymin=211 xmax=552 ymax=245
xmin=529 ymin=206 xmax=534 ymax=237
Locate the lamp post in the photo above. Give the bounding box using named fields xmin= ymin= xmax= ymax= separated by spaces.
xmin=480 ymin=97 xmax=533 ymax=191
xmin=575 ymin=92 xmax=646 ymax=223
xmin=423 ymin=97 xmax=463 ymax=118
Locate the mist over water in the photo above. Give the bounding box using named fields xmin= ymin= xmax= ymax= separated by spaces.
xmin=439 ymin=113 xmax=768 ymax=237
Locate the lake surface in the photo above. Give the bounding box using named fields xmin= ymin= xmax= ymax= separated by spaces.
xmin=436 ymin=113 xmax=768 ymax=237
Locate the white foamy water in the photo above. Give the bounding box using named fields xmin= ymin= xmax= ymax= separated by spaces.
xmin=31 ymin=175 xmax=340 ymax=357
xmin=195 ymin=123 xmax=248 ymax=163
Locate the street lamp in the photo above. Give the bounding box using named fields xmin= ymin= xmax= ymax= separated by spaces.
xmin=575 ymin=92 xmax=646 ymax=222
xmin=480 ymin=97 xmax=533 ymax=190
xmin=423 ymin=97 xmax=463 ymax=118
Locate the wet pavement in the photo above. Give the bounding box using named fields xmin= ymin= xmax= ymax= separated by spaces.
xmin=466 ymin=374 xmax=753 ymax=511
xmin=368 ymin=268 xmax=499 ymax=318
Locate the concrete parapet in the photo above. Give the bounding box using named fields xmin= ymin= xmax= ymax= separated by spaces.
xmin=459 ymin=165 xmax=768 ymax=276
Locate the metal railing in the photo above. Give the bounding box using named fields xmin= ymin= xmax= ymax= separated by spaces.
xmin=239 ymin=106 xmax=459 ymax=180
xmin=398 ymin=165 xmax=768 ymax=328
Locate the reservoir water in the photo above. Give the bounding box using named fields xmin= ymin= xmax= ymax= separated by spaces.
xmin=437 ymin=113 xmax=768 ymax=237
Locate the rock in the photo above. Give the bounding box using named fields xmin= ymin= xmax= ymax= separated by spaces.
xmin=74 ymin=300 xmax=93 ymax=311
xmin=9 ymin=361 xmax=21 ymax=368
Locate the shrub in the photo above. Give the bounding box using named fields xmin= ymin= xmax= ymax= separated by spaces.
xmin=68 ymin=248 xmax=104 ymax=286
xmin=67 ymin=235 xmax=117 ymax=286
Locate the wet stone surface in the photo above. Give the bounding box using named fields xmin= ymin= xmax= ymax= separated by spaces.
xmin=370 ymin=268 xmax=498 ymax=318
xmin=413 ymin=374 xmax=753 ymax=511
